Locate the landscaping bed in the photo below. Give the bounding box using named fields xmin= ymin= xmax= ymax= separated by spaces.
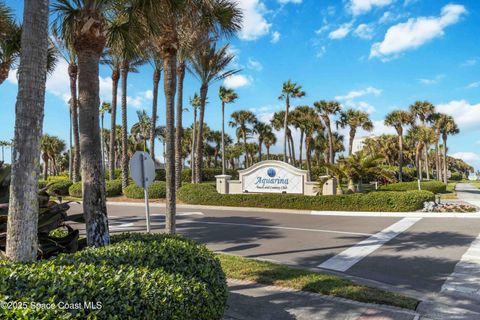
xmin=178 ymin=183 xmax=434 ymax=212
xmin=219 ymin=254 xmax=419 ymax=310
xmin=0 ymin=233 xmax=227 ymax=319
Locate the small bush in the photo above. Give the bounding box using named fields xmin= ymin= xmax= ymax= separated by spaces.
xmin=124 ymin=181 xmax=166 ymax=199
xmin=38 ymin=179 xmax=47 ymax=189
xmin=106 ymin=179 xmax=123 ymax=197
xmin=178 ymin=183 xmax=434 ymax=212
xmin=105 ymin=169 xmax=122 ymax=180
xmin=46 ymin=175 xmax=69 ymax=183
xmin=0 ymin=233 xmax=227 ymax=319
xmin=450 ymin=172 xmax=463 ymax=181
xmin=380 ymin=180 xmax=446 ymax=194
xmin=68 ymin=181 xmax=82 ymax=198
xmin=47 ymin=179 xmax=73 ymax=196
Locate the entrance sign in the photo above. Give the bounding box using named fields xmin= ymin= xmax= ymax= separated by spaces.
xmin=129 ymin=151 xmax=155 ymax=232
xmin=215 ymin=160 xmax=336 ymax=196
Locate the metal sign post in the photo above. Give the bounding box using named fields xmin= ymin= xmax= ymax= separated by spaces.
xmin=130 ymin=151 xmax=155 ymax=233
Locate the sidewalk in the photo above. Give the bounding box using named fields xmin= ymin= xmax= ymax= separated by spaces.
xmin=225 ymin=280 xmax=420 ymax=320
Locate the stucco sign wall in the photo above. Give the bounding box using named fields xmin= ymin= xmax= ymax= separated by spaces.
xmin=241 ymin=162 xmax=304 ymax=194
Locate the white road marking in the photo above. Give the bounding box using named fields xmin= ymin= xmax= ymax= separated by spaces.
xmin=152 ymin=212 xmax=205 ymax=216
xmin=441 ymin=233 xmax=480 ymax=298
xmin=109 ymin=222 xmax=135 ymax=231
xmin=318 ymin=217 xmax=422 ymax=272
xmin=177 ymin=220 xmax=374 ymax=236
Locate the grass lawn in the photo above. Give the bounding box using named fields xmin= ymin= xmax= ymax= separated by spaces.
xmin=470 ymin=182 xmax=480 ymax=189
xmin=218 ymin=254 xmax=419 ymax=310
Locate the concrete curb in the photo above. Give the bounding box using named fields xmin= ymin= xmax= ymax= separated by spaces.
xmin=103 ymin=201 xmax=480 ymax=218
xmin=227 ymin=278 xmax=421 ymax=318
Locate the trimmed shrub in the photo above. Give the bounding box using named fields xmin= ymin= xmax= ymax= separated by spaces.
xmin=0 ymin=233 xmax=227 ymax=319
xmin=106 ymin=179 xmax=123 ymax=197
xmin=380 ymin=180 xmax=446 ymax=194
xmin=124 ymin=181 xmax=166 ymax=199
xmin=68 ymin=181 xmax=82 ymax=198
xmin=156 ymin=168 xmax=238 ymax=182
xmin=450 ymin=172 xmax=463 ymax=181
xmin=178 ymin=183 xmax=434 ymax=212
xmin=46 ymin=175 xmax=69 ymax=183
xmin=47 ymin=179 xmax=73 ymax=196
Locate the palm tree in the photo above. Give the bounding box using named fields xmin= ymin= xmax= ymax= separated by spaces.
xmin=337 ymin=109 xmax=373 ymax=155
xmin=0 ymin=1 xmax=13 ymax=36
xmin=219 ymin=86 xmax=238 ymax=174
xmin=263 ymin=131 xmax=277 ymax=160
xmin=131 ymin=110 xmax=152 ymax=151
xmin=0 ymin=140 xmax=10 ymax=162
xmin=429 ymin=112 xmax=446 ymax=181
xmin=291 ymin=106 xmax=311 ymax=167
xmin=148 ymin=56 xmax=161 ymax=161
xmin=301 ymin=108 xmax=322 ymax=177
xmin=52 ymin=0 xmax=112 ymax=247
xmin=255 ymin=122 xmax=273 ymax=161
xmin=99 ymin=101 xmax=111 ymax=170
xmin=229 ymin=110 xmax=257 ymax=168
xmin=271 ymin=111 xmax=296 ymax=164
xmin=279 ymin=80 xmax=305 ymax=163
xmin=0 ymin=20 xmax=21 ymax=85
xmin=314 ymin=100 xmax=341 ymax=164
xmin=384 ymin=110 xmax=415 ymax=182
xmin=410 ymin=101 xmax=435 ymax=179
xmin=439 ymin=115 xmax=459 ymax=185
xmin=6 ymin=0 xmax=49 ymax=262
xmin=407 ymin=125 xmax=435 ymax=181
xmin=190 ymin=41 xmax=240 ymax=183
xmin=189 ymin=93 xmax=201 ymax=182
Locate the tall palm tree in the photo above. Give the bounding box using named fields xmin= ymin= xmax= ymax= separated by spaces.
xmin=337 ymin=109 xmax=373 ymax=155
xmin=99 ymin=101 xmax=111 ymax=170
xmin=410 ymin=101 xmax=435 ymax=179
xmin=301 ymin=107 xmax=322 ymax=177
xmin=263 ymin=131 xmax=277 ymax=160
xmin=131 ymin=110 xmax=152 ymax=151
xmin=219 ymin=85 xmax=238 ymax=174
xmin=428 ymin=112 xmax=445 ymax=181
xmin=229 ymin=110 xmax=257 ymax=168
xmin=52 ymin=0 xmax=112 ymax=247
xmin=0 ymin=1 xmax=13 ymax=37
xmin=407 ymin=125 xmax=435 ymax=181
xmin=439 ymin=115 xmax=459 ymax=185
xmin=189 ymin=93 xmax=201 ymax=182
xmin=279 ymin=80 xmax=305 ymax=163
xmin=6 ymin=0 xmax=49 ymax=262
xmin=271 ymin=111 xmax=295 ymax=164
xmin=255 ymin=122 xmax=272 ymax=161
xmin=291 ymin=106 xmax=310 ymax=167
xmin=190 ymin=41 xmax=239 ymax=183
xmin=314 ymin=100 xmax=341 ymax=164
xmin=384 ymin=110 xmax=415 ymax=182
xmin=148 ymin=56 xmax=161 ymax=161
xmin=0 ymin=19 xmax=20 ymax=85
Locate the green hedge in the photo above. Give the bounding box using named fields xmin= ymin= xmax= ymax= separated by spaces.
xmin=69 ymin=180 xmax=123 ymax=198
xmin=156 ymin=168 xmax=238 ymax=182
xmin=124 ymin=181 xmax=166 ymax=199
xmin=105 ymin=168 xmax=122 ymax=180
xmin=0 ymin=233 xmax=227 ymax=319
xmin=380 ymin=180 xmax=446 ymax=194
xmin=47 ymin=179 xmax=73 ymax=196
xmin=450 ymin=172 xmax=463 ymax=181
xmin=178 ymin=184 xmax=434 ymax=212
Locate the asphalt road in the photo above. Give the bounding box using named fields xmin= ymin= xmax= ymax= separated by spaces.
xmin=67 ymin=201 xmax=480 ymax=299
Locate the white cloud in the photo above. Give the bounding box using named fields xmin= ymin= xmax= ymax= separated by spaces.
xmin=462 ymin=58 xmax=478 ymax=67
xmin=271 ymin=31 xmax=281 ymax=43
xmin=316 ymin=46 xmax=327 ymax=58
xmin=466 ymin=81 xmax=480 ymax=89
xmin=370 ymin=4 xmax=467 ymax=59
xmin=315 ymin=24 xmax=330 ymax=35
xmin=354 ymin=24 xmax=374 ymax=40
xmin=329 ymin=23 xmax=352 ymax=39
xmin=223 ymin=74 xmax=252 ymax=89
xmin=418 ymin=74 xmax=445 ymax=85
xmin=335 ymin=86 xmax=382 ymax=100
xmin=348 ymin=0 xmax=393 ymax=16
xmin=237 ymin=0 xmax=271 ymax=41
xmin=451 ymin=152 xmax=480 ymax=162
xmin=247 ymin=58 xmax=263 ymax=71
xmin=277 ymin=0 xmax=302 ymax=4
xmin=437 ymin=100 xmax=480 ymax=132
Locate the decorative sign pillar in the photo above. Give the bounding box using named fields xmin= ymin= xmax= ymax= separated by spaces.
xmin=216 ymin=160 xmax=335 ymax=196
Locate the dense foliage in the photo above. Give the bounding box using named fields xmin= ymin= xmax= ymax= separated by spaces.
xmin=178 ymin=183 xmax=434 ymax=212
xmin=69 ymin=180 xmax=123 ymax=198
xmin=0 ymin=233 xmax=227 ymax=319
xmin=380 ymin=180 xmax=446 ymax=194
xmin=155 ymin=168 xmax=238 ymax=182
xmin=124 ymin=181 xmax=167 ymax=199
xmin=46 ymin=179 xmax=73 ymax=196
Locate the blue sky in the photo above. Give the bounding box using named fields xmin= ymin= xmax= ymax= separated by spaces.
xmin=1 ymin=0 xmax=479 ymax=168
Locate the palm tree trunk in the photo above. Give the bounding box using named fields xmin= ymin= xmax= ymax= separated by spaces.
xmin=68 ymin=108 xmax=73 ymax=179
xmin=348 ymin=128 xmax=355 ymax=155
xmin=163 ymin=48 xmax=177 ymax=234
xmin=306 ymin=137 xmax=312 ymax=180
xmin=435 ymin=141 xmax=440 ymax=181
xmin=443 ymin=135 xmax=448 ymax=185
xmin=100 ymin=114 xmax=104 ymax=170
xmin=68 ymin=62 xmax=81 ymax=182
xmin=290 ymin=134 xmax=296 ymax=166
xmin=258 ymin=139 xmax=263 ymax=161
xmin=43 ymin=155 xmax=48 ymax=180
xmin=6 ymin=0 xmax=49 ymax=261
xmin=191 ymin=109 xmax=197 ymax=183
xmin=326 ymin=121 xmax=334 ymax=164
xmin=175 ymin=62 xmax=185 ymax=190
xmin=221 ymin=101 xmax=226 ymax=175
xmin=120 ymin=60 xmax=129 ymax=190
xmin=299 ymin=130 xmax=304 ymax=168
xmin=266 ymin=145 xmax=270 ymax=160
xmin=109 ymin=70 xmax=119 ymax=180
xmin=149 ymin=68 xmax=161 ymax=161
xmin=398 ymin=133 xmax=404 ymax=182
xmin=283 ymin=96 xmax=289 ymax=162
xmin=194 ymin=83 xmax=208 ymax=183
xmin=425 ymin=147 xmax=430 ymax=180
xmin=77 ymin=48 xmax=109 ymax=247
xmin=243 ymin=130 xmax=248 ymax=167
